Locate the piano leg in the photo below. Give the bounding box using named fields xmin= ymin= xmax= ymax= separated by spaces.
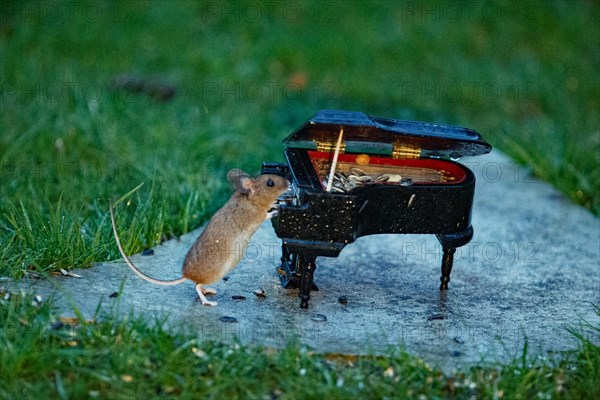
xmin=298 ymin=254 xmax=317 ymax=309
xmin=440 ymin=247 xmax=456 ymax=290
xmin=436 ymin=227 xmax=473 ymax=290
xmin=281 ymin=243 xmax=290 ymax=265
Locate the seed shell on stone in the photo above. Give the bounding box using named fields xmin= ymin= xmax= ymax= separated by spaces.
xmin=50 ymin=321 xmax=64 ymax=330
xmin=311 ymin=314 xmax=327 ymax=322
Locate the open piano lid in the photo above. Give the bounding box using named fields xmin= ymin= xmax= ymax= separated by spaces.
xmin=283 ymin=110 xmax=492 ymax=159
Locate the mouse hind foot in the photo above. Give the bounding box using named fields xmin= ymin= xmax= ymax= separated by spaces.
xmin=202 ymin=287 xmax=217 ymax=295
xmin=195 ymin=284 xmax=218 ymax=306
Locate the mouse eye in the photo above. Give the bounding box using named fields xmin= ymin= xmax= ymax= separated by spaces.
xmin=266 ymin=179 xmax=275 ymax=187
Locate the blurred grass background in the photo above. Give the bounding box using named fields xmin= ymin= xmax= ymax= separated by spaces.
xmin=1 ymin=0 xmax=598 ymax=276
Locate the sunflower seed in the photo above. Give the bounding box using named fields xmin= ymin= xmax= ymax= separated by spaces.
xmin=344 ymin=181 xmax=357 ymax=191
xmin=349 ymin=167 xmax=366 ymax=176
xmin=384 ymin=173 xmax=403 ymax=183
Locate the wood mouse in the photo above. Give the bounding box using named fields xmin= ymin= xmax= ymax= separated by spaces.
xmin=110 ymin=169 xmax=290 ymax=306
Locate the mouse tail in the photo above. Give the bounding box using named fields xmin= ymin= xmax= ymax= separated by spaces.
xmin=110 ymin=204 xmax=187 ymax=286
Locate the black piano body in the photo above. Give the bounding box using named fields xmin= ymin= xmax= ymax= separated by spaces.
xmin=262 ymin=110 xmax=491 ymax=308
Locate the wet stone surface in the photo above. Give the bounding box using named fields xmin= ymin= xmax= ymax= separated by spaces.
xmin=5 ymin=150 xmax=600 ymax=372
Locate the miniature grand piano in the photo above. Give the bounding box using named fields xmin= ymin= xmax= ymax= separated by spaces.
xmin=262 ymin=110 xmax=492 ymax=308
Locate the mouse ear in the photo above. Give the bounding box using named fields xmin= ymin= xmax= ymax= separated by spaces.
xmin=227 ymin=169 xmax=247 ymax=182
xmin=227 ymin=169 xmax=253 ymax=194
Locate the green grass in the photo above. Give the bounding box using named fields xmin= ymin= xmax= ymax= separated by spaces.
xmin=1 ymin=291 xmax=598 ymax=399
xmin=1 ymin=0 xmax=599 ymax=398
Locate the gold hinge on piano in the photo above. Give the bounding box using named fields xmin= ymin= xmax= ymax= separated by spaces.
xmin=316 ymin=140 xmax=346 ymax=153
xmin=392 ymin=142 xmax=421 ymax=159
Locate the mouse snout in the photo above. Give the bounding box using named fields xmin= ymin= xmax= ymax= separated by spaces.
xmin=277 ymin=178 xmax=290 ymax=194
xmin=273 ymin=177 xmax=292 ymax=198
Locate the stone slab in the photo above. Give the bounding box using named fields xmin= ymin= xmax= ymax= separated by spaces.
xmin=6 ymin=150 xmax=600 ymax=371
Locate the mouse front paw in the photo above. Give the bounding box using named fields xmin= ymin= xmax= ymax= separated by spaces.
xmin=266 ymin=210 xmax=279 ymax=219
